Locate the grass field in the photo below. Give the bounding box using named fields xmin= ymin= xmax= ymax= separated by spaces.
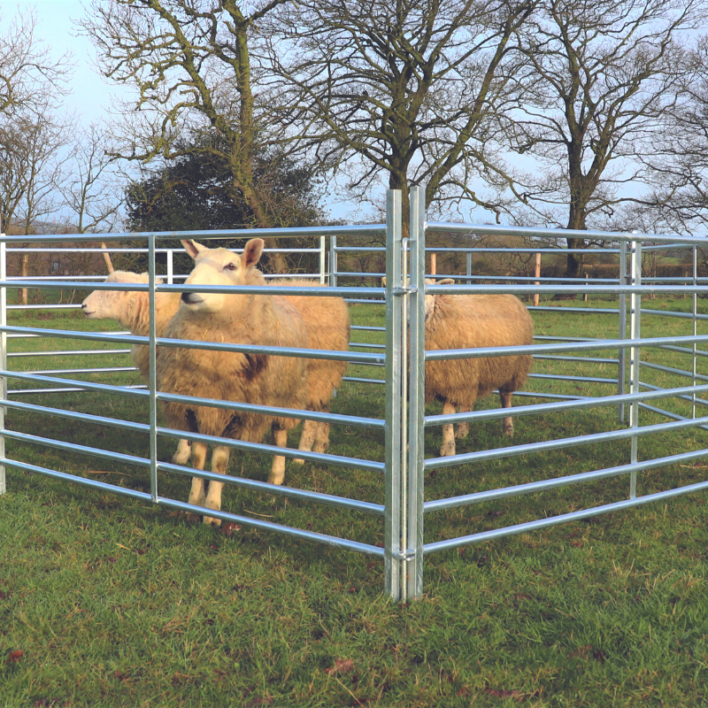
xmin=2 ymin=293 xmax=708 ymax=707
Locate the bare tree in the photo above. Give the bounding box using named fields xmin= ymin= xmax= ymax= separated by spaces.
xmin=81 ymin=0 xmax=313 ymax=271
xmin=262 ymin=0 xmax=537 ymax=228
xmin=60 ymin=124 xmax=123 ymax=234
xmin=0 ymin=7 xmax=71 ymax=119
xmin=630 ymin=37 xmax=708 ymax=237
xmin=506 ymin=0 xmax=702 ymax=279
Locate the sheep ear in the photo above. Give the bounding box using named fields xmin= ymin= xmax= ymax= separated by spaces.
xmin=181 ymin=239 xmax=205 ymax=260
xmin=381 ymin=277 xmax=387 ymax=287
xmin=438 ymin=278 xmax=455 ymax=285
xmin=242 ymin=238 xmax=264 ymax=269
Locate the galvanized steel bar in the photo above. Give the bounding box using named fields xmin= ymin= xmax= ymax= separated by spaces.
xmin=407 ymin=185 xmax=426 ymax=600
xmin=426 ymin=220 xmax=708 ymax=246
xmin=319 ymin=236 xmax=326 ymax=284
xmin=425 ymin=333 xmax=708 ymax=361
xmin=148 ymin=237 xmax=158 ymax=503
xmin=629 ymin=240 xmax=641 ymax=498
xmin=425 ymin=382 xmax=708 ymax=426
xmin=424 ymin=413 xmax=708 ymax=471
xmin=0 ymin=240 xmax=5 ymax=496
xmin=618 ymin=241 xmax=627 ymax=422
xmin=159 ymin=461 xmax=384 ymax=515
xmin=0 ymin=325 xmax=383 ymax=365
xmin=0 ymin=457 xmax=384 ymax=557
xmin=384 ymin=189 xmax=403 ymax=600
xmin=423 ymin=479 xmax=708 ymax=556
xmin=425 ymin=446 xmax=708 ymax=514
xmin=0 ymin=223 xmax=387 ymax=244
xmin=694 ymin=245 xmax=698 ymax=419
xmin=330 ymin=235 xmax=337 ymax=287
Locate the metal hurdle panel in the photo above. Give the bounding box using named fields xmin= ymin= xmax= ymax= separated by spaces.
xmin=2 ymin=190 xmax=708 ymax=601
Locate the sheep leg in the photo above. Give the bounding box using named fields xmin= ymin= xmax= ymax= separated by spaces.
xmin=455 ymin=407 xmax=471 ymax=440
xmin=203 ymin=445 xmax=231 ymax=527
xmin=500 ymin=391 xmax=514 ymax=437
xmin=313 ymin=412 xmax=331 ymax=454
xmin=187 ymin=441 xmax=208 ymax=509
xmin=171 ymin=438 xmax=191 ymax=466
xmin=293 ymin=419 xmax=317 ymax=465
xmin=440 ymin=401 xmax=456 ymax=457
xmin=269 ymin=429 xmax=288 ymax=485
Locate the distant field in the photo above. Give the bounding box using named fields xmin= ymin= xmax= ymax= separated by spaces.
xmin=2 ymin=295 xmax=708 ymax=707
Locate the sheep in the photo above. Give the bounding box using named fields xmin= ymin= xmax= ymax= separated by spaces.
xmin=81 ymin=271 xmax=191 ymax=465
xmin=157 ymin=237 xmax=309 ymax=525
xmin=82 ymin=270 xmax=350 ymax=467
xmin=271 ymin=280 xmax=350 ymax=462
xmin=423 ymin=278 xmax=533 ymax=457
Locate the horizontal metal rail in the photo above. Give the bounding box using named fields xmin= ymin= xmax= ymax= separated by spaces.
xmin=159 ymin=460 xmax=384 ymax=516
xmin=0 ymin=325 xmax=384 ymax=365
xmin=4 ymin=427 xmax=383 ymax=515
xmin=426 ymin=333 xmax=708 ymax=361
xmin=0 ymin=279 xmax=387 ymax=299
xmin=425 ymin=446 xmax=708 ymax=513
xmin=0 ymin=223 xmax=386 ymax=244
xmin=156 ymin=426 xmax=385 ymax=473
xmin=156 ymin=391 xmax=384 ymax=429
xmin=423 ymin=479 xmax=708 ymax=555
xmin=1 ymin=368 xmax=384 ymax=429
xmin=426 ymin=220 xmax=708 ymax=245
xmin=425 ymin=382 xmax=708 ymax=426
xmin=0 ymin=457 xmax=384 ymax=556
xmin=424 ymin=413 xmax=708 ymax=472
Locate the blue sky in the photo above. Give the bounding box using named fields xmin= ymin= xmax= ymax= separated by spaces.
xmin=5 ymin=0 xmax=123 ymax=124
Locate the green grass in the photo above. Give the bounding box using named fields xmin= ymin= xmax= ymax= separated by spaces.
xmin=2 ymin=295 xmax=708 ymax=706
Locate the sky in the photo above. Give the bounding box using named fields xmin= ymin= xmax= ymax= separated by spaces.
xmin=6 ymin=0 xmax=124 ymax=124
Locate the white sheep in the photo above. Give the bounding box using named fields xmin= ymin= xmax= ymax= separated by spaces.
xmin=81 ymin=271 xmax=191 ymax=465
xmin=82 ymin=269 xmax=350 ymax=466
xmin=157 ymin=238 xmax=309 ymax=525
xmin=423 ymin=278 xmax=534 ymax=457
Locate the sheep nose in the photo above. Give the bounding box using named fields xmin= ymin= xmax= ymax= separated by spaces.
xmin=181 ymin=292 xmax=191 ymax=303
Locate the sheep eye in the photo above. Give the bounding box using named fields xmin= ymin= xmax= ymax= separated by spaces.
xmin=224 ymin=263 xmax=237 ymax=271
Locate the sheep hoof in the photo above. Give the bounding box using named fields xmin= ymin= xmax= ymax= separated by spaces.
xmin=455 ymin=424 xmax=469 ymax=440
xmin=292 ymin=458 xmax=305 ymax=466
xmin=439 ymin=442 xmax=456 ymax=457
xmin=503 ymin=425 xmax=514 ymax=438
xmin=203 ymin=515 xmax=221 ymax=527
xmin=171 ymin=452 xmax=191 ymax=466
xmin=268 ymin=473 xmax=285 ymax=485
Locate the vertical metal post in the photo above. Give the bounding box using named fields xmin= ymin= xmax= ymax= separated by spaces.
xmin=629 ymin=238 xmax=641 ymax=499
xmin=407 ymin=186 xmax=426 ymax=600
xmin=466 ymin=251 xmax=472 ymax=282
xmin=330 ymin=235 xmax=337 ymax=288
xmin=693 ymin=245 xmax=698 ymax=419
xmin=0 ymin=240 xmax=6 ymax=496
xmin=319 ymin=235 xmax=326 ymax=284
xmin=401 ymin=237 xmax=408 ymax=601
xmin=167 ymin=249 xmax=174 ymax=285
xmin=618 ymin=241 xmax=627 ymax=423
xmin=148 ymin=236 xmax=159 ymax=503
xmin=384 ymin=190 xmax=403 ymax=600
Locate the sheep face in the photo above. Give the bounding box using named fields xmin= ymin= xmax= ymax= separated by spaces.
xmin=81 ymin=271 xmax=150 ymax=323
xmin=180 ymin=237 xmax=265 ymax=314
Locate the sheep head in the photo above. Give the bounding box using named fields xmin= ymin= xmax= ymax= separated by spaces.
xmin=180 ymin=237 xmax=265 ymax=314
xmin=81 ymin=271 xmax=153 ymax=327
